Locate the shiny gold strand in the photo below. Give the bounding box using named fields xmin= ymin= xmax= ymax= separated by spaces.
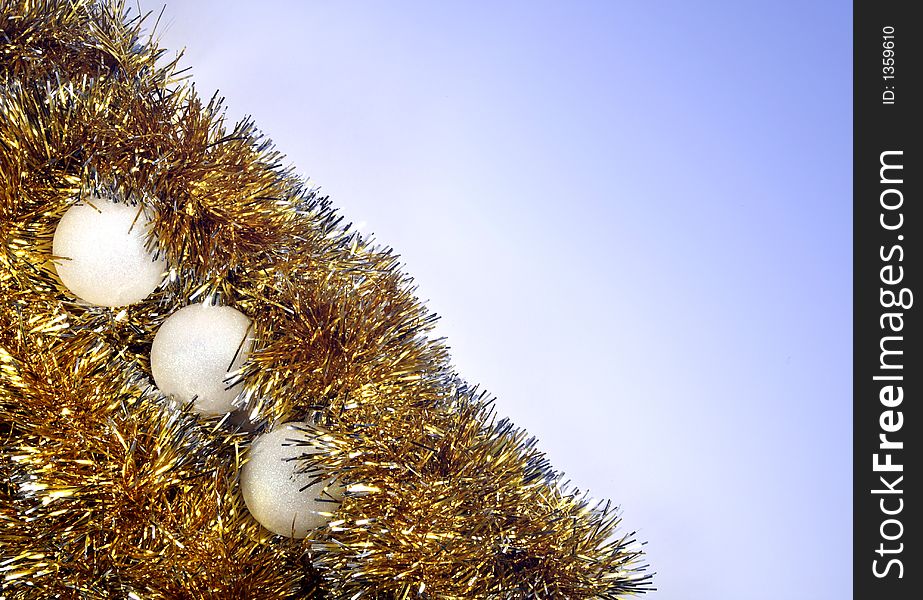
xmin=1 ymin=1 xmax=651 ymax=597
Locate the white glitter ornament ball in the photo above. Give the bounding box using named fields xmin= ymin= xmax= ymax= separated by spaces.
xmin=52 ymin=197 xmax=165 ymax=307
xmin=151 ymin=302 xmax=253 ymax=416
xmin=240 ymin=422 xmax=340 ymax=539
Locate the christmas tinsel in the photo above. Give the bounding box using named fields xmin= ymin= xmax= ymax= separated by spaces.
xmin=0 ymin=1 xmax=652 ymax=597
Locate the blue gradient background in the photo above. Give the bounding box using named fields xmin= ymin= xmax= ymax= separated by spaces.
xmin=139 ymin=2 xmax=852 ymax=598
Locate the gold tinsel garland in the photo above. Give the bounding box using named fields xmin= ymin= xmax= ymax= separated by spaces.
xmin=0 ymin=1 xmax=652 ymax=597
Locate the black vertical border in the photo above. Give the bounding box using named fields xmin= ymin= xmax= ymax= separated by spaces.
xmin=854 ymin=1 xmax=919 ymax=597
